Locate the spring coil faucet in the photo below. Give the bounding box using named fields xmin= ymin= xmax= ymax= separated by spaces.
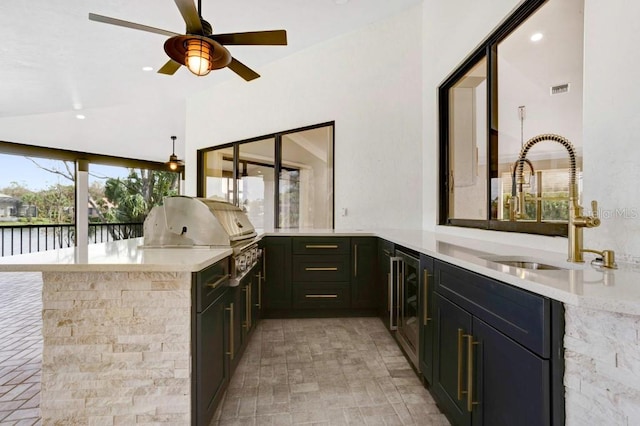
xmin=514 ymin=134 xmax=616 ymax=268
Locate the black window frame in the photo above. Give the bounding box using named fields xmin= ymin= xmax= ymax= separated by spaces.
xmin=439 ymin=0 xmax=570 ymax=237
xmin=197 ymin=121 xmax=335 ymax=229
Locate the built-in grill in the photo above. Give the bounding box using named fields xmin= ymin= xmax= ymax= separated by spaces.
xmin=142 ymin=196 xmax=260 ymax=286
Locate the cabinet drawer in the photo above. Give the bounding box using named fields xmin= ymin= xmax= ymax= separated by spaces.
xmin=292 ymin=255 xmax=350 ymax=281
xmin=293 ymin=283 xmax=350 ymax=309
xmin=292 ymin=238 xmax=350 ymax=255
xmin=434 ymin=260 xmax=550 ymax=357
xmin=195 ymin=258 xmax=230 ymax=313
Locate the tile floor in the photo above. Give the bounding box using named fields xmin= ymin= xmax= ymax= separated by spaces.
xmin=0 ymin=272 xmax=43 ymax=426
xmin=213 ymin=317 xmax=450 ymax=425
xmin=0 ymin=272 xmax=449 ymax=426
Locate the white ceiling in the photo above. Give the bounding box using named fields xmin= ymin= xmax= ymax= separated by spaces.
xmin=0 ymin=0 xmax=422 ymax=121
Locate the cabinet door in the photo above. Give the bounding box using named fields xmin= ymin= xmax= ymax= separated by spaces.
xmin=195 ymin=293 xmax=228 ymax=426
xmin=377 ymin=239 xmax=394 ymax=328
xmin=229 ymin=285 xmax=245 ymax=373
xmin=351 ymin=237 xmax=377 ymax=309
xmin=251 ymin=262 xmax=261 ymax=328
xmin=419 ymin=254 xmax=435 ymax=384
xmin=433 ymin=293 xmax=472 ymax=426
xmin=263 ymin=237 xmax=292 ymax=310
xmin=471 ymin=318 xmax=550 ymax=426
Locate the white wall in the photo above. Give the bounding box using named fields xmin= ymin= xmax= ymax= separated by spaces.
xmin=184 ymin=5 xmax=424 ymax=230
xmin=582 ymin=0 xmax=640 ymax=262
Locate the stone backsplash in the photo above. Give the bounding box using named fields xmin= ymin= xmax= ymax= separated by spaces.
xmin=564 ymin=304 xmax=640 ymax=425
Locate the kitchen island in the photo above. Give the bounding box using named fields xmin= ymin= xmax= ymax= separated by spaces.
xmin=0 ymin=231 xmax=638 ymax=425
xmin=0 ymin=238 xmax=230 ymax=425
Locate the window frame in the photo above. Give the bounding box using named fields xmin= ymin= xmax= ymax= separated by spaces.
xmin=197 ymin=121 xmax=335 ymax=229
xmin=438 ymin=0 xmax=570 ymax=237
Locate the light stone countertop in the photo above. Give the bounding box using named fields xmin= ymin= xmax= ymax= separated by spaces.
xmin=0 ymin=229 xmax=637 ymax=315
xmin=0 ymin=237 xmax=231 ymax=272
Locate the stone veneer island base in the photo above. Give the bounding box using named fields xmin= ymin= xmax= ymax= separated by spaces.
xmin=40 ymin=270 xmax=193 ymax=425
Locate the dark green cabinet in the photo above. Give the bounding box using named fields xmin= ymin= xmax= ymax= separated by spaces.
xmin=228 ymin=284 xmax=245 ymax=374
xmin=263 ymin=237 xmax=292 ymax=311
xmin=263 ymin=236 xmax=377 ymax=316
xmin=351 ymin=237 xmax=377 ymax=309
xmin=419 ymin=253 xmax=435 ymax=384
xmin=195 ymin=291 xmax=228 ymax=426
xmin=431 ymin=260 xmax=560 ymax=426
xmin=433 ymin=293 xmax=473 ymax=426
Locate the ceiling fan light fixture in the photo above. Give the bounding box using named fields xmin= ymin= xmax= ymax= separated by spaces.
xmin=185 ymin=38 xmax=213 ymax=76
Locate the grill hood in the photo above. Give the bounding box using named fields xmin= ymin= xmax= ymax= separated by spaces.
xmin=143 ymin=196 xmax=257 ymax=248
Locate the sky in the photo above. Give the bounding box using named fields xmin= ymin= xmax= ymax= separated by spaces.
xmin=0 ymin=155 xmax=129 ymax=192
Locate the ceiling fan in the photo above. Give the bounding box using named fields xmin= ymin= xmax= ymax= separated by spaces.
xmin=89 ymin=0 xmax=287 ymax=80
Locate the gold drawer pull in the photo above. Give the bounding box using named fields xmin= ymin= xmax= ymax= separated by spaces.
xmin=226 ymin=303 xmax=235 ymax=361
xmin=207 ymin=274 xmax=229 ymax=289
xmin=305 ymin=244 xmax=338 ymax=249
xmin=305 ymin=294 xmax=338 ymax=299
xmin=457 ymin=328 xmax=465 ymax=400
xmin=305 ymin=267 xmax=338 ymax=271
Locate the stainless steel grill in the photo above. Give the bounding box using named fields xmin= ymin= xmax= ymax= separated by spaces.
xmin=142 ymin=196 xmax=260 ymax=286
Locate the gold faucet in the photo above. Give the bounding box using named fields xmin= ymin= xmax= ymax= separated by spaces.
xmin=515 ymin=134 xmax=617 ymax=268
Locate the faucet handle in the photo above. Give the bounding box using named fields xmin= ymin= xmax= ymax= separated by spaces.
xmin=591 ymin=200 xmax=598 ymax=218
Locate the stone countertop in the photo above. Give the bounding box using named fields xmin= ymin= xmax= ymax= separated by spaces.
xmin=0 ymin=229 xmax=637 ymax=315
xmin=0 ymin=237 xmax=232 ymax=273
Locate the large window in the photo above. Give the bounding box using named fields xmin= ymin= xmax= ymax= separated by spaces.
xmin=440 ymin=0 xmax=584 ymax=236
xmin=0 ymin=141 xmax=180 ymax=256
xmin=199 ymin=122 xmax=334 ymax=230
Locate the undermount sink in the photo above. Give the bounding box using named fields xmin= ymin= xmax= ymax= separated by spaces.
xmin=492 ymin=260 xmax=562 ymax=270
xmin=481 ymin=255 xmax=569 ymax=271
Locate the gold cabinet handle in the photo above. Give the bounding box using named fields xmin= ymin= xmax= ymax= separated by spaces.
xmin=457 ymin=328 xmax=466 ymax=400
xmin=225 ymin=302 xmax=235 ymax=361
xmin=423 ymin=269 xmax=431 ymax=325
xmin=207 ymin=274 xmax=229 ymax=289
xmin=305 ymin=267 xmax=338 ymax=271
xmin=305 ymin=244 xmax=338 ymax=249
xmin=305 ymin=294 xmax=338 ymax=298
xmin=466 ymin=334 xmax=478 ymax=412
xmin=354 ymin=244 xmax=358 ymax=277
xmin=255 ymin=272 xmax=262 ymax=308
xmin=243 ymin=284 xmax=251 ymax=330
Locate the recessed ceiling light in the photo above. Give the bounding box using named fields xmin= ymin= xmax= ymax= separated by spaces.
xmin=76 ymin=114 xmax=86 ymax=120
xmin=530 ymin=33 xmax=543 ymax=42
xmin=142 ymin=66 xmax=154 ymax=71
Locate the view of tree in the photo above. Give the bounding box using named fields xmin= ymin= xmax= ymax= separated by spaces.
xmin=0 ymin=158 xmax=180 ymax=226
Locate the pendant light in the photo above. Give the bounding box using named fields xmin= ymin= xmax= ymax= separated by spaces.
xmin=166 ymin=136 xmax=184 ymax=171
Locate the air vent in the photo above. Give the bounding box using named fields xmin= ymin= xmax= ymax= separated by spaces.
xmin=550 ymin=83 xmax=570 ymax=95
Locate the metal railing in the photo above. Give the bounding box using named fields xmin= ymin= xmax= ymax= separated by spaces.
xmin=0 ymin=222 xmax=144 ymax=257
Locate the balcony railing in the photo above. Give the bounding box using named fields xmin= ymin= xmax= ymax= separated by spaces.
xmin=0 ymin=222 xmax=144 ymax=257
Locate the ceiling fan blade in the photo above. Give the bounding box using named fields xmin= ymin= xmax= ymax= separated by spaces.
xmin=158 ymin=60 xmax=182 ymax=75
xmin=210 ymin=30 xmax=287 ymax=46
xmin=227 ymin=58 xmax=260 ymax=81
xmin=88 ymin=13 xmax=179 ymax=37
xmin=174 ymin=0 xmax=203 ymax=34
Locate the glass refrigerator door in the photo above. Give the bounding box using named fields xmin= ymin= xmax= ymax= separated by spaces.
xmin=400 ymin=256 xmax=419 ymax=351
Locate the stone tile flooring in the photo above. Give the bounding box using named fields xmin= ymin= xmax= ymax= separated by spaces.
xmin=0 ymin=272 xmax=43 ymax=426
xmin=213 ymin=317 xmax=449 ymax=425
xmin=0 ymin=272 xmax=449 ymax=425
